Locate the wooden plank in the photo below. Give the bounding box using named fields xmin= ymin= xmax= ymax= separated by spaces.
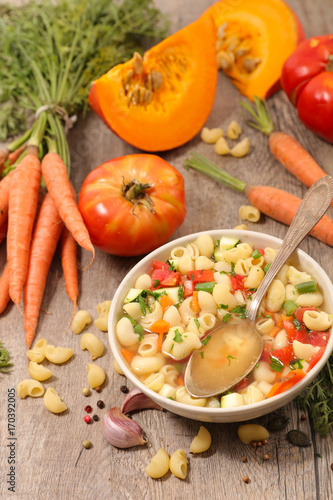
xmin=0 ymin=1 xmax=332 ymax=499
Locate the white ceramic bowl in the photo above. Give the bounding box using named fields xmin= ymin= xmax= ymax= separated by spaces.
xmin=108 ymin=230 xmax=333 ymax=423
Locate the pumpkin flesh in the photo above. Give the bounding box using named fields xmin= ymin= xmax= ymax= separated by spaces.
xmin=88 ymin=16 xmax=217 ymax=151
xmin=204 ymin=0 xmax=305 ymax=100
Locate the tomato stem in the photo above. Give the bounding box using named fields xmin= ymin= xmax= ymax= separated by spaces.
xmin=122 ymin=178 xmax=154 ymax=213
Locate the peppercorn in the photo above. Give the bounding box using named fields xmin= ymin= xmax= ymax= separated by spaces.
xmin=82 ymin=387 xmax=91 ymax=397
xmin=257 ymin=441 xmax=262 ymax=447
xmin=243 ymin=476 xmax=250 ymax=484
xmin=120 ymin=385 xmax=129 ymax=394
xmin=93 ymin=414 xmax=99 ymax=422
xmin=251 ymin=441 xmax=257 ymax=448
xmin=84 ymin=405 xmax=93 ymax=413
xmin=262 ymin=439 xmax=268 ymax=445
xmin=263 ymin=454 xmax=270 ymax=461
xmin=84 ymin=415 xmax=92 ymax=424
xmin=241 ymin=456 xmax=247 ymax=463
xmin=97 ymin=400 xmax=105 ymax=409
xmin=95 ymin=386 xmax=102 ymax=393
xmin=83 ymin=440 xmax=92 ymax=449
xmin=301 ymin=414 xmax=307 ymax=421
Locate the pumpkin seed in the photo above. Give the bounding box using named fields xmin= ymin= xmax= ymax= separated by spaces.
xmin=217 ymin=50 xmax=235 ymax=70
xmin=123 ymin=69 xmax=133 ymax=87
xmin=286 ymin=430 xmax=311 ymax=447
xmin=145 ymin=90 xmax=152 ymax=104
xmin=242 ymin=57 xmax=261 ymax=73
xmin=235 ymin=47 xmax=250 ymax=58
xmin=139 ymin=86 xmax=146 ymax=103
xmin=226 ymin=35 xmax=240 ymax=52
xmin=267 ymin=415 xmax=290 ymax=432
xmin=133 ymin=52 xmax=143 ymax=75
xmin=151 ymin=71 xmax=163 ymax=91
xmin=217 ymin=22 xmax=227 ymax=40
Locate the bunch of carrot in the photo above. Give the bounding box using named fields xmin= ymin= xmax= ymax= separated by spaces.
xmin=0 ymin=113 xmax=94 ymax=349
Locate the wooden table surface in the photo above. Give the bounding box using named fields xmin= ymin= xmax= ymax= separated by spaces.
xmin=1 ymin=1 xmax=333 ymax=499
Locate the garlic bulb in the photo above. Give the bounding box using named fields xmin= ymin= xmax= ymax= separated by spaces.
xmin=121 ymin=388 xmax=163 ymax=414
xmin=102 ymin=406 xmax=147 ymax=448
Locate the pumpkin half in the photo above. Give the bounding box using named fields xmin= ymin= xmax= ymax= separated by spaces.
xmin=203 ymin=0 xmax=305 ymax=100
xmin=89 ymin=16 xmax=217 ymax=152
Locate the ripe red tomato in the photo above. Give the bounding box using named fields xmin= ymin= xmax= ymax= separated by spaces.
xmin=282 ymin=35 xmax=333 ymax=143
xmin=78 ymin=154 xmax=186 ymax=256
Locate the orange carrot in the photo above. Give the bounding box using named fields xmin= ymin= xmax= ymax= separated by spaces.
xmin=178 ymin=373 xmax=184 ymax=386
xmin=277 ymin=314 xmax=293 ymax=328
xmin=7 ymin=150 xmax=41 ymax=306
xmin=159 ymin=294 xmax=173 ymax=312
xmin=0 ymin=263 xmax=10 ymax=314
xmin=0 ymin=218 xmax=8 ymax=246
xmin=244 ymin=184 xmax=333 ymax=247
xmin=8 ymin=144 xmax=26 ymax=165
xmin=157 ymin=332 xmax=164 ymax=352
xmin=269 ymin=326 xmax=281 ymax=338
xmin=0 ymin=170 xmax=14 ymax=228
xmin=0 ymin=149 xmax=8 ymax=170
xmin=186 ymin=152 xmax=333 ymax=247
xmin=190 ymin=290 xmax=200 ymax=313
xmin=23 ymin=193 xmax=63 ymax=348
xmin=151 ymin=319 xmax=170 ymax=334
xmin=269 ymin=131 xmax=328 ymax=193
xmin=121 ymin=348 xmax=135 ymax=363
xmin=60 ymin=226 xmax=78 ymax=315
xmin=41 ymin=152 xmax=94 ymax=257
xmin=266 ymin=369 xmax=305 ymax=398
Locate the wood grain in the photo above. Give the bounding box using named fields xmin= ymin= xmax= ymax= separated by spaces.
xmin=1 ymin=1 xmax=333 ymax=499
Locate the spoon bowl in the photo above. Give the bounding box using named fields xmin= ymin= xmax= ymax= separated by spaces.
xmin=185 ymin=175 xmax=333 ymax=398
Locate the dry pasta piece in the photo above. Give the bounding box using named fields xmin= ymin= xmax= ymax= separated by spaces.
xmin=190 ymin=426 xmax=212 ymax=453
xmin=201 ymin=127 xmax=223 ymax=144
xmin=169 ymin=449 xmax=188 ymax=479
xmin=72 ymin=309 xmax=92 ymax=334
xmin=16 ymin=379 xmax=45 ymax=398
xmin=239 ymin=205 xmax=261 ymax=222
xmin=145 ymin=448 xmax=170 ymax=478
xmin=44 ymin=387 xmax=67 ymax=414
xmin=94 ymin=300 xmax=112 ymax=331
xmin=87 ymin=363 xmax=106 ymax=388
xmin=80 ymin=332 xmax=104 ymax=360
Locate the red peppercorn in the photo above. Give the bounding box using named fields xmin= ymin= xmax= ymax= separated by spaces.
xmin=84 ymin=405 xmax=93 ymax=413
xmin=84 ymin=415 xmax=92 ymax=424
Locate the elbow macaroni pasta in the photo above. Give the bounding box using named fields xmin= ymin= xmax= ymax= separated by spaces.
xmin=44 ymin=387 xmax=67 ymax=414
xmin=114 ymin=234 xmax=332 ymax=410
xmin=190 ymin=426 xmax=212 ymax=453
xmin=17 ymin=379 xmax=45 ymax=398
xmin=169 ymin=449 xmax=188 ymax=479
xmin=145 ymin=448 xmax=170 ymax=478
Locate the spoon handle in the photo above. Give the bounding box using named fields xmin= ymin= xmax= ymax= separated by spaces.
xmin=247 ymin=175 xmax=333 ymax=322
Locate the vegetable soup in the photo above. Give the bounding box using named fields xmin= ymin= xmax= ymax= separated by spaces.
xmin=115 ymin=234 xmax=332 ymax=408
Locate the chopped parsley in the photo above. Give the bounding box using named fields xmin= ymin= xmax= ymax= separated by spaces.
xmin=134 ymin=324 xmax=144 ymax=341
xmin=294 ymin=317 xmax=302 ymax=331
xmin=219 ymin=304 xmax=228 ymax=309
xmin=231 ymin=305 xmax=247 ymax=318
xmin=270 ymin=356 xmax=284 ymax=372
xmin=170 ymin=343 xmax=174 ymax=352
xmin=200 ymin=351 xmax=204 ymax=359
xmin=173 ymin=329 xmax=183 ymax=343
xmin=226 ymin=354 xmax=238 ymax=366
xmin=138 ymin=294 xmax=147 ymax=315
xmin=263 ymin=263 xmax=271 ymax=274
xmin=222 ymin=313 xmax=232 ymax=323
xmin=153 ymin=279 xmax=160 ymax=288
xmin=167 ymin=260 xmax=176 ymax=271
xmin=167 ymin=396 xmax=175 ymax=400
xmin=194 ymin=318 xmax=200 ymax=329
xmin=230 ymin=262 xmax=236 ymax=277
xmin=178 ymin=285 xmax=185 ymax=303
xmin=201 ymin=335 xmax=211 ymax=346
xmin=290 ymin=359 xmax=303 ymax=370
xmin=265 ymin=314 xmax=272 ymax=319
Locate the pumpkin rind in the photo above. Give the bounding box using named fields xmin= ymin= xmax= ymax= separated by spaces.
xmin=88 ymin=16 xmax=218 ymax=152
xmin=204 ymin=0 xmax=304 ymax=100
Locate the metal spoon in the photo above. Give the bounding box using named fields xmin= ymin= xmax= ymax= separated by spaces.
xmin=184 ymin=175 xmax=333 ymax=398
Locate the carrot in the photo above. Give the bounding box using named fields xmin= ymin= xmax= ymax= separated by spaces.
xmin=7 ymin=149 xmax=41 ymax=306
xmin=185 ymin=153 xmax=333 ymax=247
xmin=159 ymin=294 xmax=173 ymax=312
xmin=0 ymin=149 xmax=8 ymax=170
xmin=277 ymin=314 xmax=293 ymax=328
xmin=8 ymin=144 xmax=27 ymax=166
xmin=41 ymin=152 xmax=94 ymax=259
xmin=0 ymin=263 xmax=10 ymax=314
xmin=242 ymin=97 xmax=331 ymax=201
xmin=23 ymin=193 xmax=63 ymax=348
xmin=269 ymin=326 xmax=281 ymax=338
xmin=178 ymin=373 xmax=184 ymax=386
xmin=121 ymin=348 xmax=135 ymax=363
xmin=0 ymin=218 xmax=8 ymax=247
xmin=60 ymin=226 xmax=78 ymax=316
xmin=157 ymin=332 xmax=164 ymax=352
xmin=151 ymin=319 xmax=170 ymax=335
xmin=0 ymin=170 xmax=14 ymax=229
xmin=266 ymin=369 xmax=305 ymax=398
xmin=190 ymin=290 xmax=200 ymax=313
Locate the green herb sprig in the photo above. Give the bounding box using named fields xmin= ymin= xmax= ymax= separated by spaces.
xmin=0 ymin=341 xmax=13 ymax=373
xmin=297 ymin=354 xmax=333 ymax=437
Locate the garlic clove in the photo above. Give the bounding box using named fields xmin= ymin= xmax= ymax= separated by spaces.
xmin=102 ymin=406 xmax=147 ymax=449
xmin=121 ymin=387 xmax=164 ymax=414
